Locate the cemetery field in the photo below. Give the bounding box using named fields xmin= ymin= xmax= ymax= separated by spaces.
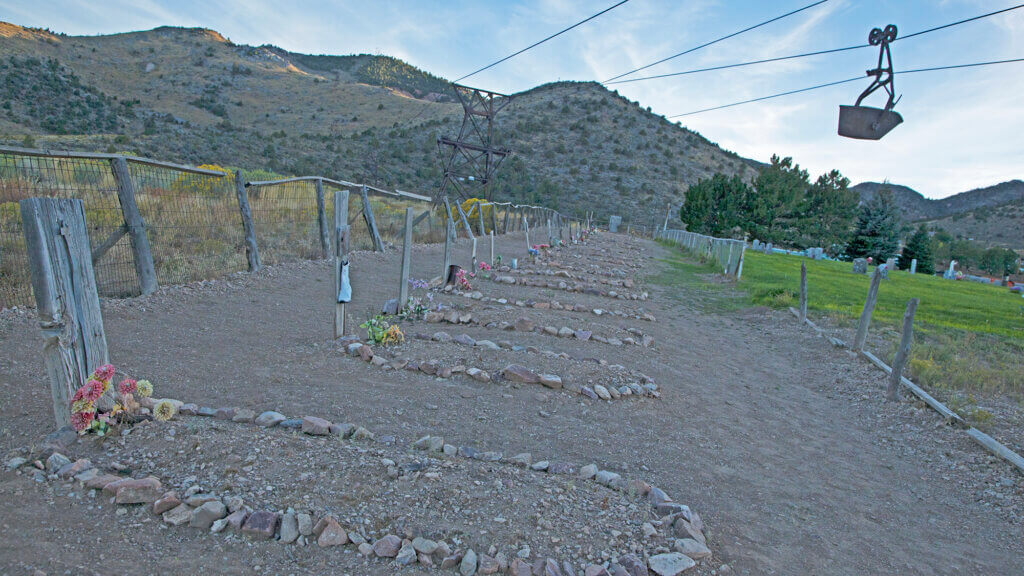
xmin=736 ymin=251 xmax=1024 ymax=399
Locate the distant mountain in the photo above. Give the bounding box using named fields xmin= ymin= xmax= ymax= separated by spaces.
xmin=852 ymin=180 xmax=1024 ymax=222
xmin=0 ymin=22 xmax=755 ymax=224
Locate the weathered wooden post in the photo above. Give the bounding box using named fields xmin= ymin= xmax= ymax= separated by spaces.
xmin=314 ymin=178 xmax=330 ymax=259
xmin=110 ymin=157 xmax=157 ymax=295
xmin=20 ymin=198 xmax=109 ymax=428
xmin=398 ymin=207 xmax=413 ymax=311
xmin=493 ymin=205 xmax=501 ymax=234
xmin=663 ymin=204 xmax=671 ymax=232
xmin=489 ymin=230 xmax=495 ymax=266
xmin=471 ymin=237 xmax=478 ymax=273
xmin=887 ymin=298 xmax=919 ymax=401
xmin=233 ymin=171 xmax=261 ymax=272
xmin=442 ymin=196 xmax=458 ymax=244
xmin=359 ymin=186 xmax=384 ymax=252
xmin=456 ymin=200 xmax=475 ymax=240
xmin=333 ymin=189 xmax=351 ymax=338
xmin=523 ymin=216 xmax=531 ymax=250
xmin=442 ymin=218 xmax=454 ymax=279
xmin=854 ymin=266 xmax=884 ymax=352
xmin=477 ymin=203 xmax=486 ymax=236
xmin=799 ymin=261 xmax=808 ymax=323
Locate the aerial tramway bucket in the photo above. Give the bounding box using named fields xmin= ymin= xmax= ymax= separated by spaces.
xmin=838 ymin=24 xmax=903 ymax=140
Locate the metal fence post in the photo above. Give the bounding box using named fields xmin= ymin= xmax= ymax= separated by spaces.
xmin=110 ymin=157 xmax=157 ymax=295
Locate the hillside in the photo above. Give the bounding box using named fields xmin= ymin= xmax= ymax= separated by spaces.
xmin=0 ymin=22 xmax=756 ymax=224
xmin=852 ymin=180 xmax=1024 ymax=222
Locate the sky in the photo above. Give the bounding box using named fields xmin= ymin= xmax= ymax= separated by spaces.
xmin=2 ymin=0 xmax=1022 ymax=198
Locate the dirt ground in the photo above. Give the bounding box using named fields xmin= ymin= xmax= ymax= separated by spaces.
xmin=1 ymin=231 xmax=1022 ymax=575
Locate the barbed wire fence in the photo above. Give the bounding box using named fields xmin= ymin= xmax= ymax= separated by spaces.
xmin=2 ymin=146 xmax=609 ymax=311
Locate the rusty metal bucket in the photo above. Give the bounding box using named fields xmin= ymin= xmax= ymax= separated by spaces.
xmin=838 ymin=105 xmax=903 ymax=140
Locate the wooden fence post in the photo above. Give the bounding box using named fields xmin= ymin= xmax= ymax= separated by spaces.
xmin=20 ymin=198 xmax=109 ymax=428
xmin=110 ymin=157 xmax=157 ymax=295
xmin=333 ymin=189 xmax=350 ymax=338
xmin=523 ymin=216 xmax=531 ymax=250
xmin=442 ymin=196 xmax=458 ymax=243
xmin=359 ymin=186 xmax=385 ymax=252
xmin=888 ymin=298 xmax=919 ymax=401
xmin=399 ymin=207 xmax=413 ymax=310
xmin=477 ymin=204 xmax=486 ymax=236
xmin=502 ymin=207 xmax=510 ymax=234
xmin=314 ymin=178 xmax=330 ymax=259
xmin=471 ymin=237 xmax=478 ymax=273
xmin=854 ymin=267 xmax=884 ymax=352
xmin=492 ymin=205 xmax=499 ymax=234
xmin=456 ymin=200 xmax=475 ymax=240
xmin=442 ymin=218 xmax=453 ymax=279
xmin=489 ymin=230 xmax=495 ymax=265
xmin=233 ymin=171 xmax=261 ymax=272
xmin=799 ymin=261 xmax=807 ymax=322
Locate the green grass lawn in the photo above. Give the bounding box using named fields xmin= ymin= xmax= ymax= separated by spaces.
xmin=654 ymin=241 xmax=1024 ymax=405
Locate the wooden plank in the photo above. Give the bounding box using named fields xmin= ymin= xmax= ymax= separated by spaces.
xmin=502 ymin=207 xmax=511 ymax=234
xmin=314 ymin=178 xmax=330 ymax=259
xmin=854 ymin=267 xmax=883 ymax=351
xmin=360 ymin=186 xmax=385 ymax=252
xmin=20 ymin=198 xmax=108 ymax=428
xmin=524 ymin=216 xmax=530 ymax=249
xmin=110 ymin=157 xmax=157 ymax=295
xmin=492 ymin=205 xmax=499 ymax=235
xmin=861 ymin=350 xmax=964 ymax=424
xmin=489 ymin=231 xmax=495 ymax=266
xmin=442 ymin=218 xmax=453 ymax=280
xmin=442 ymin=196 xmax=458 ymax=244
xmin=471 ymin=237 xmax=478 ymax=273
xmin=888 ymin=298 xmax=918 ymax=401
xmin=90 ymin=224 xmax=127 ymax=265
xmin=399 ymin=208 xmax=413 ymax=310
xmin=333 ymin=189 xmax=350 ymax=338
xmin=965 ymin=428 xmax=1024 ymax=474
xmin=799 ymin=261 xmax=807 ymax=322
xmin=477 ymin=204 xmax=486 ymax=236
xmin=234 ymin=171 xmax=261 ymax=272
xmin=455 ymin=200 xmax=475 ymax=240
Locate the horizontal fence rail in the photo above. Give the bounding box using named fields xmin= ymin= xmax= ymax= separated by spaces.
xmin=1 ymin=147 xmax=605 ymax=310
xmin=657 ymin=228 xmax=746 ymax=279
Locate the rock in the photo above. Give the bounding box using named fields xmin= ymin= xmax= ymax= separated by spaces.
xmin=226 ymin=509 xmax=248 ymax=531
xmin=329 ymin=422 xmax=356 ymax=438
xmin=674 ymin=539 xmax=711 ymax=560
xmin=608 ymin=338 xmax=623 ymax=346
xmin=347 ymin=342 xmax=364 ymax=355
xmin=297 ymin=513 xmax=313 ymax=536
xmin=5 ymin=456 xmax=27 ymax=470
xmin=241 ymin=510 xmax=279 ymax=540
xmin=179 ymin=403 xmax=199 ymax=415
xmin=412 ymin=536 xmax=438 ymax=555
xmin=443 ymin=444 xmax=458 ymax=457
xmin=373 ymin=534 xmax=402 ymax=557
xmin=479 ymin=554 xmax=500 ymax=574
xmin=673 ymin=518 xmax=705 ymax=545
xmin=461 ymin=549 xmax=478 ymax=576
xmin=184 ymin=494 xmax=220 ymax=507
xmin=413 ymin=435 xmax=432 ymax=450
xmin=442 ymin=553 xmax=464 ymax=570
xmin=642 ymin=335 xmax=655 ymax=347
xmin=190 ymin=501 xmax=227 ymax=530
xmin=255 ymin=411 xmax=286 ymax=427
xmin=301 ymin=416 xmax=332 ymax=436
xmin=593 ymin=385 xmax=611 ymax=400
xmin=617 ymin=554 xmax=648 ymax=576
xmin=358 ymin=345 xmax=374 ymax=362
xmin=510 ymin=453 xmax=532 ymax=466
xmin=510 ymin=558 xmax=533 ymax=576
xmin=397 ymin=541 xmax=418 ymax=565
xmin=574 ymin=329 xmax=592 ymax=341
xmin=351 ymin=426 xmax=373 ymax=440
xmin=531 ymin=461 xmax=550 ymax=471
xmin=210 ymin=518 xmax=229 ymax=533
xmin=581 ymin=386 xmax=598 ymax=400
xmin=585 ymin=566 xmax=611 ymax=576
xmin=279 ymin=418 xmax=303 ymax=429
xmin=214 ymin=407 xmax=236 ymax=420
xmin=113 ymin=476 xmax=163 ymax=504
xmin=642 ymin=522 xmax=657 ymax=538
xmin=467 ymin=367 xmax=491 ymax=382
xmin=45 ymin=453 xmax=71 ymax=473
xmin=231 ymin=408 xmax=256 ymax=423
xmin=433 ymin=331 xmax=453 ymax=343
xmin=162 ymin=503 xmax=193 ymax=526
xmin=595 ymin=470 xmax=622 ymax=487
xmin=280 ymin=511 xmax=299 ymax=543
xmin=454 ymin=333 xmax=476 ymax=346
xmin=647 ymin=553 xmax=696 ymax=576
xmin=543 ymin=326 xmax=559 ymax=335
xmin=85 ymin=474 xmax=121 ymax=490
xmin=548 ymin=462 xmax=576 ymax=475
xmin=476 ymin=339 xmax=500 ymax=350
xmin=349 ymin=531 xmax=366 ymax=545
xmin=224 ymin=496 xmax=244 ymax=513
xmin=538 ymin=374 xmax=562 ymax=389
xmin=56 ymin=458 xmax=92 ymax=479
xmin=317 ymin=518 xmax=348 ymax=547
xmin=153 ymin=492 xmax=181 ymax=515
xmin=514 ymin=318 xmax=535 ymax=331
xmin=579 ymin=464 xmax=598 ymax=480
xmin=502 ymin=364 xmax=539 ymax=384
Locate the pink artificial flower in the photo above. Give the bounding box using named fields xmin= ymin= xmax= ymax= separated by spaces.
xmin=71 ymin=410 xmax=94 ymax=432
xmin=118 ymin=378 xmax=137 ymax=396
xmin=93 ymin=364 xmax=115 ymax=382
xmin=81 ymin=379 xmax=105 ymax=402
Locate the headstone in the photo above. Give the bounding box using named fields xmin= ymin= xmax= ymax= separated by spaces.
xmin=909 ymin=258 xmax=917 ymax=274
xmin=608 ymin=215 xmax=622 ymax=233
xmin=885 ymin=257 xmax=896 ymax=271
xmin=880 ymin=263 xmax=890 ymax=280
xmin=852 ymin=258 xmax=867 ymax=274
xmin=752 ymin=239 xmax=761 ymax=250
xmin=764 ymin=242 xmax=773 ymax=254
xmin=944 ymin=260 xmax=957 ymax=280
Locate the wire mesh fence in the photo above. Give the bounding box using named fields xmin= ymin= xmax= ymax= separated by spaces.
xmin=0 ymin=153 xmax=136 ymax=305
xmin=657 ymin=228 xmax=746 ymax=278
xmin=246 ymin=179 xmax=323 ymax=265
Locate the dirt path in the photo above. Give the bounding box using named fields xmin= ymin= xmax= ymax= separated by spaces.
xmin=1 ymin=232 xmax=1021 ymax=575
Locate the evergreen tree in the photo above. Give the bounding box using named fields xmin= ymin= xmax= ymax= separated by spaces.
xmin=679 ymin=173 xmax=749 ymax=237
xmin=749 ymin=155 xmax=809 ymax=242
xmin=794 ymin=169 xmax=857 ymax=253
xmin=898 ymin=224 xmax=934 ymax=274
xmin=846 ymin=190 xmax=902 ymax=261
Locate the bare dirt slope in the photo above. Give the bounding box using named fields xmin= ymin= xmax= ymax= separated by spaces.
xmin=1 ymin=232 xmax=1021 ymax=575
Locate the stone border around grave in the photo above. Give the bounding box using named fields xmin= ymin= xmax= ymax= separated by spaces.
xmin=339 ymin=338 xmax=660 ymax=402
xmin=8 ymin=406 xmax=709 ymax=576
xmin=440 ymin=290 xmax=657 ymax=322
xmin=422 ymin=308 xmax=655 ymax=349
